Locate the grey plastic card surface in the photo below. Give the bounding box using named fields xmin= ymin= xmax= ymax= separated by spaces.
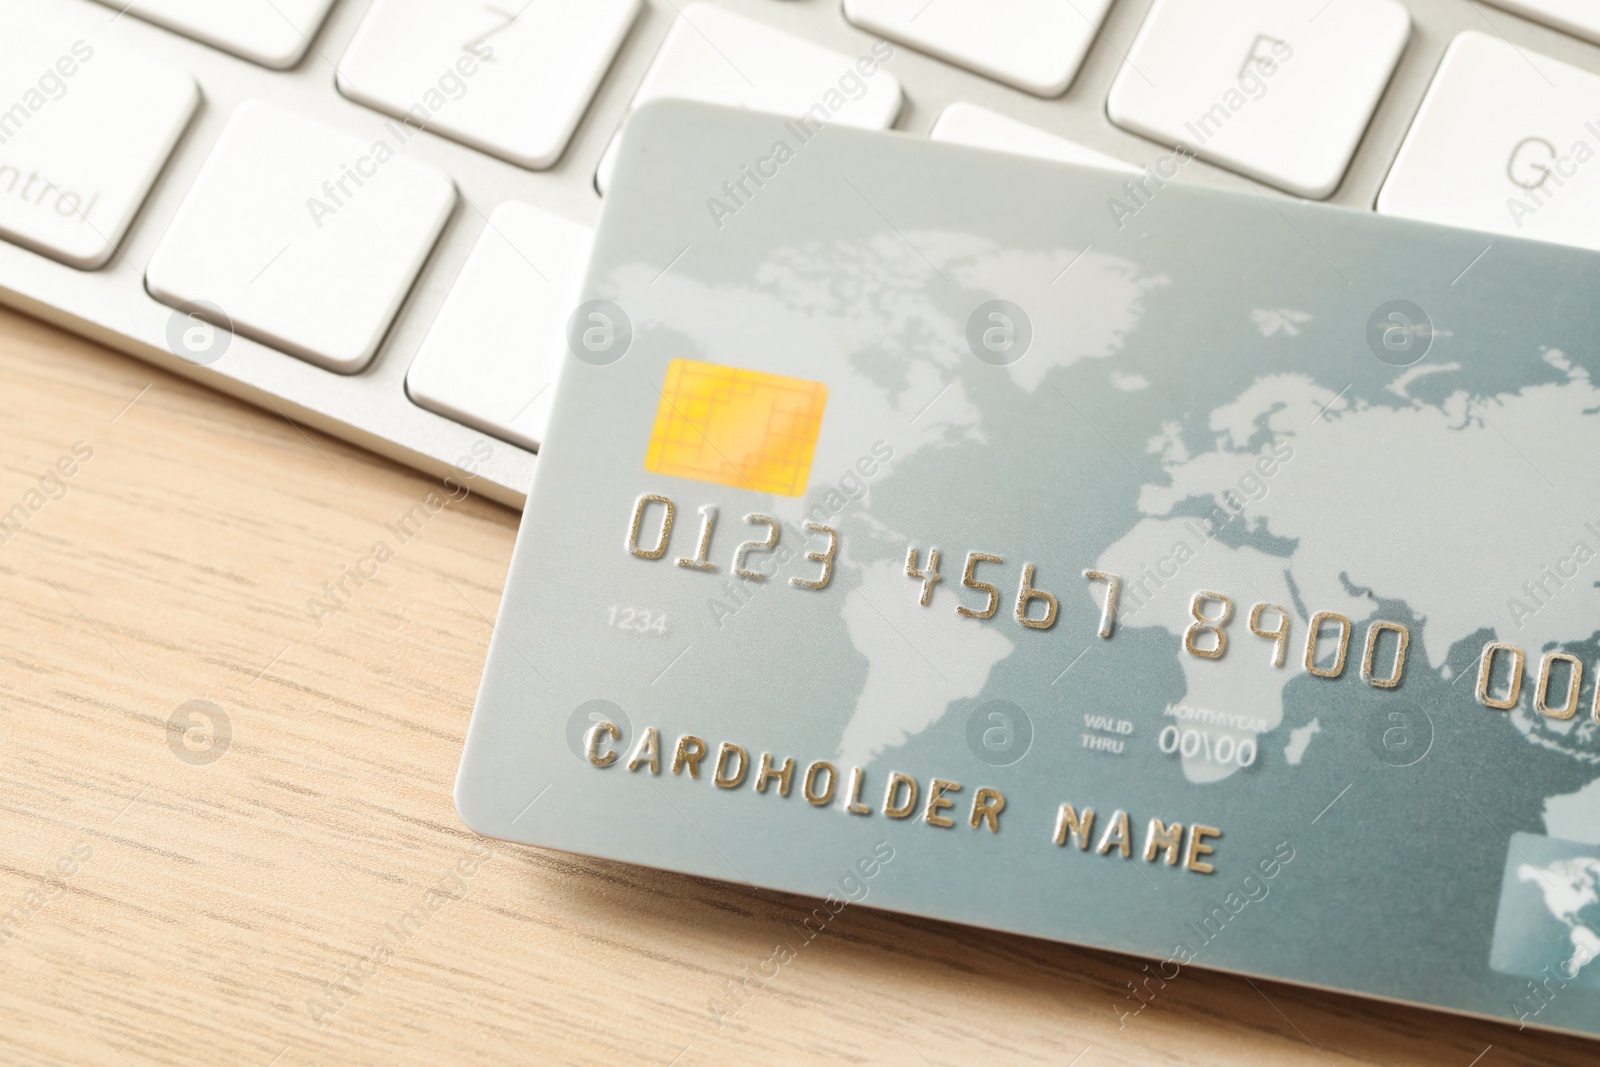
xmin=457 ymin=99 xmax=1600 ymax=1038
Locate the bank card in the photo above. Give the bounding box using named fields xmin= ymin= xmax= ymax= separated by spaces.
xmin=457 ymin=99 xmax=1600 ymax=1038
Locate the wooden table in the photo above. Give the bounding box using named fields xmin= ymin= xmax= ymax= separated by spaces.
xmin=0 ymin=305 xmax=1589 ymax=1066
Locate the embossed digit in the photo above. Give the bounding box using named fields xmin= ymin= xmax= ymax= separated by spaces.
xmin=1249 ymin=602 xmax=1290 ymax=668
xmin=627 ymin=493 xmax=674 ymax=559
xmin=1304 ymin=612 xmax=1352 ymax=678
xmin=1184 ymin=591 xmax=1233 ymax=659
xmin=1592 ymin=662 xmax=1600 ymax=726
xmin=1477 ymin=641 xmax=1525 ymax=710
xmin=906 ymin=547 xmax=942 ymax=607
xmin=1083 ymin=571 xmax=1120 ymax=639
xmin=675 ymin=504 xmax=718 ymax=571
xmin=1014 ymin=565 xmax=1058 ymax=630
xmin=1535 ymin=652 xmax=1583 ymax=720
xmin=1361 ymin=620 xmax=1410 ymax=689
xmin=734 ymin=514 xmax=779 ymax=580
xmin=790 ymin=523 xmax=837 ymax=590
xmin=957 ymin=553 xmax=1003 ymax=620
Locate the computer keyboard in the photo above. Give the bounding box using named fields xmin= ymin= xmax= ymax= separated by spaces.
xmin=2 ymin=0 xmax=1597 ymax=507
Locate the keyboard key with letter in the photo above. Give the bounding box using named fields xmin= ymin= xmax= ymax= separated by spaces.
xmin=844 ymin=0 xmax=1113 ymax=97
xmin=407 ymin=201 xmax=593 ymax=450
xmin=1378 ymin=32 xmax=1600 ymax=252
xmin=596 ymin=2 xmax=903 ymax=192
xmin=146 ymin=101 xmax=456 ymax=373
xmin=0 ymin=10 xmax=197 ymax=269
xmin=92 ymin=0 xmax=338 ymax=70
xmin=337 ymin=0 xmax=641 ymax=170
xmin=1107 ymin=0 xmax=1410 ymax=198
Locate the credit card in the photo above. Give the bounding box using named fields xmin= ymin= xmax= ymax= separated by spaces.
xmin=456 ymin=99 xmax=1600 ymax=1038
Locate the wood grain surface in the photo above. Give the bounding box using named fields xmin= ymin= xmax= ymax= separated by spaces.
xmin=0 ymin=304 xmax=1593 ymax=1066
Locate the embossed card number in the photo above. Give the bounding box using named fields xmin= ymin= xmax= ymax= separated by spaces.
xmin=625 ymin=492 xmax=836 ymax=591
xmin=903 ymin=543 xmax=1596 ymax=723
xmin=621 ymin=491 xmax=1594 ymax=724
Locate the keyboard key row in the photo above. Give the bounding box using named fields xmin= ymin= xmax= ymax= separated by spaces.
xmin=13 ymin=0 xmax=1600 ymax=456
xmin=60 ymin=0 xmax=1600 ymax=225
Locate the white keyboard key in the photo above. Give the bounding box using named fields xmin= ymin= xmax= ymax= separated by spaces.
xmin=929 ymin=103 xmax=1133 ymax=171
xmin=597 ymin=2 xmax=903 ymax=193
xmin=1106 ymin=0 xmax=1410 ymax=199
xmin=337 ymin=0 xmax=641 ymax=170
xmin=407 ymin=202 xmax=592 ymax=449
xmin=844 ymin=0 xmax=1112 ymax=97
xmin=1483 ymin=1 xmax=1600 ymax=46
xmin=0 ymin=13 xmax=197 ymax=269
xmin=93 ymin=0 xmax=336 ymax=70
xmin=146 ymin=101 xmax=456 ymax=373
xmin=1378 ymin=33 xmax=1600 ymax=253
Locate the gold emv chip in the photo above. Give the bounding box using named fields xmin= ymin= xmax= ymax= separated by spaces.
xmin=645 ymin=359 xmax=828 ymax=497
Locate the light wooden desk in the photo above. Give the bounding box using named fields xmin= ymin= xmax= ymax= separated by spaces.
xmin=0 ymin=306 xmax=1588 ymax=1067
